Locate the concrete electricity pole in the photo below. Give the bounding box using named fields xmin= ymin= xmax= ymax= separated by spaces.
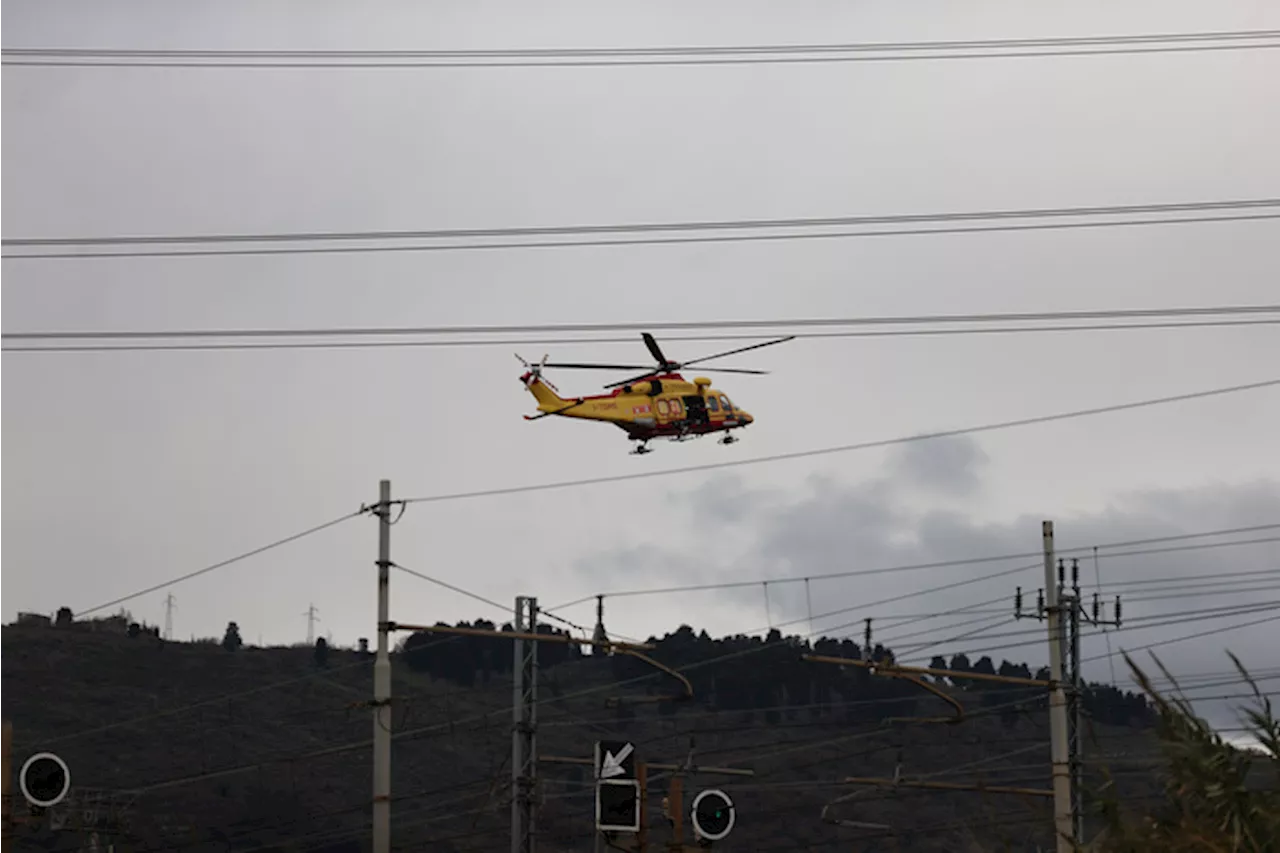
xmin=1041 ymin=521 xmax=1073 ymax=853
xmin=372 ymin=480 xmax=393 ymax=853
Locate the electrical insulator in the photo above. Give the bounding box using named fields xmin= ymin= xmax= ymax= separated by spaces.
xmin=1037 ymin=589 xmax=1045 ymax=615
xmin=1071 ymin=558 xmax=1079 ymax=586
xmin=1015 ymin=586 xmax=1023 ymax=616
xmin=1057 ymin=558 xmax=1065 ymax=587
xmin=1115 ymin=597 xmax=1122 ymax=627
xmin=1092 ymin=592 xmax=1100 ymax=622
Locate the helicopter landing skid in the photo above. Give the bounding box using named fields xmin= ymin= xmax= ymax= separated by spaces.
xmin=719 ymin=433 xmax=740 ymax=446
xmin=630 ymin=441 xmax=653 ymax=456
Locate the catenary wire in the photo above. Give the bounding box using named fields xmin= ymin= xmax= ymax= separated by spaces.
xmin=5 ymin=28 xmax=1278 ymax=67
xmin=48 ymin=535 xmax=1273 ymax=750
xmin=4 ymin=197 xmax=1279 ymax=256
xmin=900 ymin=604 xmax=1280 ymax=665
xmin=104 ymin=614 xmax=1274 ymax=845
xmin=45 ymin=532 xmax=1264 ymax=845
xmin=72 ymin=591 xmax=1249 ymax=845
xmin=550 ymin=530 xmax=1280 ymax=610
xmin=107 ymin=564 xmax=1088 ymax=798
xmin=404 ymin=378 xmax=1280 ymax=508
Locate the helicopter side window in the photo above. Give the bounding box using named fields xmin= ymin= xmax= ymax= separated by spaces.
xmin=706 ymin=396 xmax=720 ymax=413
xmin=720 ymin=395 xmax=732 ymax=411
xmin=657 ymin=399 xmax=670 ymax=417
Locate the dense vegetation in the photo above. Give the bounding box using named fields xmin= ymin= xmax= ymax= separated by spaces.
xmin=398 ymin=619 xmax=1156 ymax=729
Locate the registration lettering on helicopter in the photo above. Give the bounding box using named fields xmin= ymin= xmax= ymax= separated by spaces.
xmin=632 ymin=405 xmax=651 ymax=415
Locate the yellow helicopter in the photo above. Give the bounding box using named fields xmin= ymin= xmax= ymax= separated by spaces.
xmin=517 ymin=332 xmax=793 ymax=454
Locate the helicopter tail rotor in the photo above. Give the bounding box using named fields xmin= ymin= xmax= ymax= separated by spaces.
xmin=516 ymin=353 xmax=558 ymax=392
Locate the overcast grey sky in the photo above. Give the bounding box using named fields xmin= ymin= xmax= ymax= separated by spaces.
xmin=3 ymin=1 xmax=1279 ymax=722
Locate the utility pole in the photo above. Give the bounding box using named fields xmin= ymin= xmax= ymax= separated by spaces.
xmin=1010 ymin=523 xmax=1129 ymax=851
xmin=1042 ymin=521 xmax=1073 ymax=853
xmin=372 ymin=479 xmax=393 ymax=853
xmin=303 ymin=603 xmax=321 ymax=645
xmin=512 ymin=596 xmax=539 ymax=853
xmin=1016 ymin=545 xmax=1123 ymax=852
xmin=163 ymin=593 xmax=176 ymax=641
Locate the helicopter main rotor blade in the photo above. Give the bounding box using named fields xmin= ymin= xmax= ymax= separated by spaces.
xmin=601 ymin=364 xmax=770 ymax=389
xmin=685 ymin=366 xmax=770 ymax=375
xmin=678 ymin=335 xmax=796 ymax=368
xmin=541 ymin=361 xmax=658 ymax=371
xmin=642 ymin=332 xmax=670 ymax=367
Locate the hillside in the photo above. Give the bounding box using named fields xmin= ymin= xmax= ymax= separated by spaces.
xmin=2 ymin=617 xmax=1170 ymax=852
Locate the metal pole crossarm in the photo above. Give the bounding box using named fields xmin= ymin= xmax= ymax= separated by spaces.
xmin=801 ymin=653 xmax=1055 ymax=688
xmin=841 ymin=776 xmax=1054 ymax=798
xmin=387 ymin=621 xmax=656 ymax=650
xmin=541 ymin=755 xmax=755 ymax=776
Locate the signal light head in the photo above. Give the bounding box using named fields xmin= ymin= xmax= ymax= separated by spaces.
xmin=691 ymin=788 xmax=735 ymax=841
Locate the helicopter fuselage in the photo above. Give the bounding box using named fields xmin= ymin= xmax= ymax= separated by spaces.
xmin=521 ymin=371 xmax=754 ymax=441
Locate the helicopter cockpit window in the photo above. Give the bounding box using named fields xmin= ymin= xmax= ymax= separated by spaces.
xmin=706 ymin=396 xmax=720 ymax=412
xmin=720 ymin=395 xmax=732 ymax=411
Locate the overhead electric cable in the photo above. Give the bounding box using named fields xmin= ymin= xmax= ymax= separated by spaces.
xmin=8 ymin=319 xmax=1279 ymax=354
xmin=6 ymin=304 xmax=1275 ymax=341
xmin=73 ymin=509 xmax=367 ymax=618
xmin=399 ymin=378 xmax=1280 ymax=507
xmin=5 ymin=198 xmax=1278 ymax=260
xmin=5 ymin=28 xmax=1278 ymax=67
xmin=548 ymin=533 xmax=1280 ymax=614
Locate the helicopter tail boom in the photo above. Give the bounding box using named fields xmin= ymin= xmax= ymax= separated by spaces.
xmin=520 ymin=370 xmax=569 ymax=412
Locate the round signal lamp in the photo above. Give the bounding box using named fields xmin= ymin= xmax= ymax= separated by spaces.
xmin=19 ymin=752 xmax=71 ymax=808
xmin=691 ymin=788 xmax=735 ymax=841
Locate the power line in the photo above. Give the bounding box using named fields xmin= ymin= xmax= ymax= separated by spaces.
xmin=8 ymin=320 xmax=1278 ymax=354
xmin=6 ymin=304 xmax=1276 ymax=342
xmin=399 ymin=377 xmax=1280 ymax=506
xmin=4 ymin=199 xmax=1278 ymax=260
xmin=73 ymin=509 xmax=368 ymax=618
xmin=571 ymin=534 xmax=1280 ymax=604
xmin=4 ymin=28 xmax=1278 ymax=67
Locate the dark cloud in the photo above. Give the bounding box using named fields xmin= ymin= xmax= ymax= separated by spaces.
xmin=887 ymin=433 xmax=990 ymax=496
xmin=575 ymin=437 xmax=1280 ymax=728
